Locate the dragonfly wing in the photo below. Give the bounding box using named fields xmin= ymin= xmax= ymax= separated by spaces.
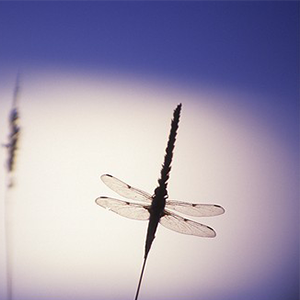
xmin=95 ymin=197 xmax=150 ymax=220
xmin=160 ymin=210 xmax=216 ymax=237
xmin=165 ymin=200 xmax=225 ymax=217
xmin=101 ymin=174 xmax=152 ymax=203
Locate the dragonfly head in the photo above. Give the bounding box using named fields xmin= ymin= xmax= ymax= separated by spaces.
xmin=153 ymin=186 xmax=168 ymax=201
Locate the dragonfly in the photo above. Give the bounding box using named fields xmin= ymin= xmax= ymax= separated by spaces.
xmin=95 ymin=104 xmax=225 ymax=300
xmin=96 ymin=173 xmax=225 ymax=239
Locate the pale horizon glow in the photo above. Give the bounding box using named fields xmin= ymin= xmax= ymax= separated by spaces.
xmin=0 ymin=69 xmax=298 ymax=300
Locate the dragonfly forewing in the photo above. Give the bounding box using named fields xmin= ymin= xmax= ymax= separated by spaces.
xmin=101 ymin=174 xmax=152 ymax=203
xmin=96 ymin=197 xmax=150 ymax=220
xmin=160 ymin=210 xmax=216 ymax=237
xmin=166 ymin=200 xmax=225 ymax=217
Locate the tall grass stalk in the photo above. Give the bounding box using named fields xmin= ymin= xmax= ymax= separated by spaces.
xmin=134 ymin=104 xmax=181 ymax=300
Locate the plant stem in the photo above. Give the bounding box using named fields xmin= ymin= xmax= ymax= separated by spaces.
xmin=134 ymin=254 xmax=148 ymax=300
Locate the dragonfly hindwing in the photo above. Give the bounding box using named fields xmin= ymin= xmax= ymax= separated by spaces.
xmin=96 ymin=197 xmax=150 ymax=220
xmin=160 ymin=210 xmax=216 ymax=238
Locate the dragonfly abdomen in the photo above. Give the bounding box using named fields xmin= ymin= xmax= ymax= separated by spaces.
xmin=144 ymin=212 xmax=160 ymax=258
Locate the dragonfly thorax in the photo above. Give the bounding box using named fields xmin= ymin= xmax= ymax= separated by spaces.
xmin=150 ymin=186 xmax=167 ymax=217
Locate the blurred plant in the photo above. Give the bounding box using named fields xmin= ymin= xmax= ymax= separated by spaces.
xmin=3 ymin=74 xmax=21 ymax=300
xmin=3 ymin=74 xmax=21 ymax=187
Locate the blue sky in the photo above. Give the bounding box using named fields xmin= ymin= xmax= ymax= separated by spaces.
xmin=0 ymin=2 xmax=299 ymax=300
xmin=0 ymin=1 xmax=298 ymax=96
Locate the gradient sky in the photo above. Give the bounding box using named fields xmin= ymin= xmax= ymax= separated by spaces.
xmin=0 ymin=2 xmax=299 ymax=300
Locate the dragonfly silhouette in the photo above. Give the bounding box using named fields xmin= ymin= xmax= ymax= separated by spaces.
xmin=95 ymin=104 xmax=225 ymax=300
